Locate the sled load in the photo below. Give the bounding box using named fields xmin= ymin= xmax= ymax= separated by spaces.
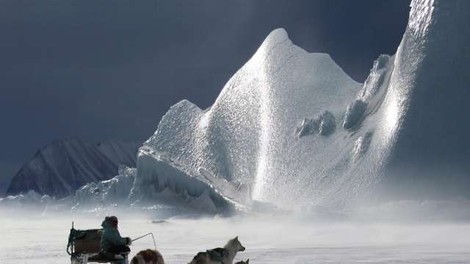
xmin=67 ymin=222 xmax=129 ymax=264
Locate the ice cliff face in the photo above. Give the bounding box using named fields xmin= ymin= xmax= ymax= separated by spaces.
xmin=135 ymin=0 xmax=470 ymax=210
xmin=379 ymin=0 xmax=470 ymax=199
xmin=6 ymin=138 xmax=140 ymax=198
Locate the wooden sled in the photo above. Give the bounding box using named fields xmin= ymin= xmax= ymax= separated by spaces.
xmin=67 ymin=222 xmax=129 ymax=264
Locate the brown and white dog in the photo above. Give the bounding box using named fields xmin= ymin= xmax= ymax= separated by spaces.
xmin=130 ymin=249 xmax=165 ymax=264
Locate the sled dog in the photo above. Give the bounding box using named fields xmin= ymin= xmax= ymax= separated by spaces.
xmin=188 ymin=236 xmax=245 ymax=264
xmin=130 ymin=249 xmax=165 ymax=264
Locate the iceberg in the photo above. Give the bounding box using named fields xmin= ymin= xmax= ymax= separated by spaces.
xmin=73 ymin=166 xmax=136 ymax=206
xmin=4 ymin=0 xmax=470 ymax=218
xmin=129 ymin=151 xmax=232 ymax=214
xmin=133 ymin=0 xmax=470 ymax=212
xmin=135 ymin=27 xmax=367 ymax=209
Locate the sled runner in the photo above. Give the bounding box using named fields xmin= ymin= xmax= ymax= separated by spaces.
xmin=67 ymin=222 xmax=129 ymax=264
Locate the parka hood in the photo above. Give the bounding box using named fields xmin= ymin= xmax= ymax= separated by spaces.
xmin=101 ymin=216 xmax=117 ymax=228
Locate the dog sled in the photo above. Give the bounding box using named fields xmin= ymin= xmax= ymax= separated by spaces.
xmin=67 ymin=222 xmax=130 ymax=264
xmin=67 ymin=221 xmax=247 ymax=264
xmin=67 ymin=222 xmax=158 ymax=264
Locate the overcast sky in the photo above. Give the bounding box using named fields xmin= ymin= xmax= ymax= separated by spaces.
xmin=0 ymin=0 xmax=410 ymax=195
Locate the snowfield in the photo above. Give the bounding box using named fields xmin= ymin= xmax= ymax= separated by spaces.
xmin=1 ymin=213 xmax=469 ymax=264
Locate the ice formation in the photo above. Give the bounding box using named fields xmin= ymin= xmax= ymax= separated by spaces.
xmin=136 ymin=28 xmax=363 ymax=210
xmin=3 ymin=0 xmax=470 ymax=217
xmin=296 ymin=111 xmax=336 ymax=137
xmin=377 ymin=0 xmax=470 ymax=200
xmin=129 ymin=149 xmax=231 ymax=214
xmin=343 ymin=100 xmax=367 ymax=130
xmin=0 ymin=190 xmax=54 ymax=207
xmin=133 ymin=0 xmax=470 ymax=211
xmin=73 ymin=166 xmax=136 ymax=206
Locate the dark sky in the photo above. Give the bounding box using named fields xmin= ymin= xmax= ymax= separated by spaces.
xmin=0 ymin=0 xmax=410 ymax=195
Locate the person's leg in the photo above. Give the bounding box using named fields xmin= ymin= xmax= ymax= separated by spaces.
xmin=110 ymin=259 xmax=128 ymax=264
xmin=108 ymin=245 xmax=131 ymax=254
xmin=107 ymin=245 xmax=130 ymax=264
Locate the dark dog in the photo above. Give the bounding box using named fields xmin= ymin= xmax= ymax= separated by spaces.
xmin=130 ymin=249 xmax=165 ymax=264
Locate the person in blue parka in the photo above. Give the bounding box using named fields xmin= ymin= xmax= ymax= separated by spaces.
xmin=100 ymin=216 xmax=132 ymax=256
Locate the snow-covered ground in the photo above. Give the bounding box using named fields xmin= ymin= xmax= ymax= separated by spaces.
xmin=1 ymin=212 xmax=469 ymax=264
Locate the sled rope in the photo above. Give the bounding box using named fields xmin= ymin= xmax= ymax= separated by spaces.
xmin=132 ymin=232 xmax=157 ymax=251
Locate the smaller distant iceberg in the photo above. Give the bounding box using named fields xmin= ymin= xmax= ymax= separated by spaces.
xmin=129 ymin=150 xmax=236 ymax=215
xmin=0 ymin=190 xmax=55 ymax=207
xmin=72 ymin=166 xmax=136 ymax=207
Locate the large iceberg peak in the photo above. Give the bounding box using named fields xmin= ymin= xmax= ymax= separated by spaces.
xmin=136 ymin=27 xmax=363 ymax=210
xmin=258 ymin=28 xmax=291 ymax=50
